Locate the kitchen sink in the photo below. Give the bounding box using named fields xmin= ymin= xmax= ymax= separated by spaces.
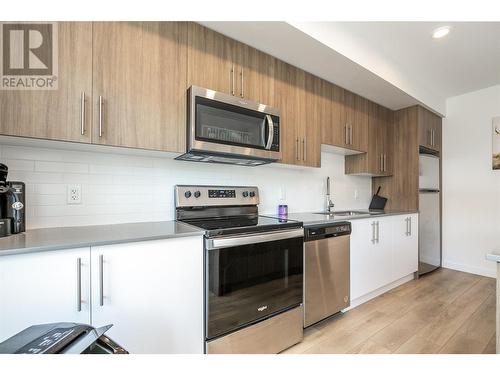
xmin=315 ymin=210 xmax=371 ymax=216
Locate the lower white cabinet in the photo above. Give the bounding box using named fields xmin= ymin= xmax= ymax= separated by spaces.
xmin=0 ymin=247 xmax=91 ymax=342
xmin=350 ymin=214 xmax=418 ymax=301
xmin=392 ymin=214 xmax=419 ymax=280
xmin=90 ymin=237 xmax=204 ymax=354
xmin=0 ymin=236 xmax=204 ymax=353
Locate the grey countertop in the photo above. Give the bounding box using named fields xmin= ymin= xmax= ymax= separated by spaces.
xmin=0 ymin=221 xmax=205 ymax=256
xmin=264 ymin=209 xmax=419 ymax=227
xmin=486 ymin=251 xmax=500 ymax=263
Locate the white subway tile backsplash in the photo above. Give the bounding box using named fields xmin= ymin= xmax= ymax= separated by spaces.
xmin=36 ymin=161 xmax=89 ymax=174
xmin=1 ymin=159 xmax=35 ymax=171
xmin=2 ymin=141 xmax=372 ymax=230
xmin=35 ymin=184 xmax=67 ymax=195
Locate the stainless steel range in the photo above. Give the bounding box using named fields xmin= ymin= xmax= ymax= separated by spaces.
xmin=175 ymin=185 xmax=304 ymax=354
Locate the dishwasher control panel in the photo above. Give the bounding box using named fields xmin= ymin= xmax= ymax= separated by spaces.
xmin=304 ymin=222 xmax=351 ymax=241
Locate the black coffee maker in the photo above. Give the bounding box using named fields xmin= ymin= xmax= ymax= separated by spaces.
xmin=0 ymin=163 xmax=26 ymax=237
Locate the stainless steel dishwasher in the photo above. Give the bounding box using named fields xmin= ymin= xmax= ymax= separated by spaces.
xmin=304 ymin=221 xmax=351 ymax=327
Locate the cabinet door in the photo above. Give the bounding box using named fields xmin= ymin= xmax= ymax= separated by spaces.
xmin=431 ymin=114 xmax=442 ymax=152
xmin=351 ymin=94 xmax=369 ymax=152
xmin=275 ymin=61 xmax=303 ymax=166
xmin=235 ymin=43 xmax=276 ymax=106
xmin=301 ymin=73 xmax=322 ymax=167
xmin=321 ymin=84 xmax=346 ymax=147
xmin=0 ymin=22 xmax=92 ymax=143
xmin=350 ymin=218 xmax=392 ymax=300
xmin=0 ymin=248 xmax=91 ymax=342
xmin=187 ymin=22 xmax=235 ymax=95
xmin=379 ymin=106 xmax=393 ymax=175
xmin=392 ymin=214 xmax=419 ymax=280
xmin=91 ymin=237 xmax=204 ymax=354
xmin=92 ymin=22 xmax=187 ymax=152
xmin=350 ymin=219 xmax=375 ymax=300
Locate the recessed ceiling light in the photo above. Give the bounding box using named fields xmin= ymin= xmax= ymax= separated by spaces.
xmin=432 ymin=26 xmax=450 ymax=39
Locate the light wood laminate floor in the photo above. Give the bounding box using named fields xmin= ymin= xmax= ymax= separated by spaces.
xmin=283 ymin=268 xmax=496 ymax=354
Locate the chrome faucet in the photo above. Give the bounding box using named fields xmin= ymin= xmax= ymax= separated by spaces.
xmin=326 ymin=177 xmax=335 ymax=213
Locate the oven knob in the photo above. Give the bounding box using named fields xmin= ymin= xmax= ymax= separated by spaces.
xmin=194 ymin=191 xmax=201 ymax=198
xmin=242 ymin=191 xmax=249 ymax=198
xmin=184 ymin=191 xmax=192 ymax=198
xmin=249 ymin=191 xmax=256 ymax=198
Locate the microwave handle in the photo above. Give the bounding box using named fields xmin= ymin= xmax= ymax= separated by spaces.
xmin=265 ymin=115 xmax=274 ymax=150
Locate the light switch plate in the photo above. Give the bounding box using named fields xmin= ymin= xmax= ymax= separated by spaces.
xmin=67 ymin=184 xmax=82 ymax=205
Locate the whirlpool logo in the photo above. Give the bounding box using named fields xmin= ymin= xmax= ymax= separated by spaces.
xmin=1 ymin=22 xmax=58 ymax=90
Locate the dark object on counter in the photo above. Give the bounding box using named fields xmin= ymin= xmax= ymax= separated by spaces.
xmin=0 ymin=163 xmax=26 ymax=236
xmin=0 ymin=322 xmax=128 ymax=354
xmin=369 ymin=186 xmax=388 ymax=210
xmin=0 ymin=218 xmax=12 ymax=237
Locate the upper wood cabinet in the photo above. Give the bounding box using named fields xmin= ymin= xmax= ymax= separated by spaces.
xmin=418 ymin=106 xmax=442 ymax=152
xmin=321 ymin=86 xmax=368 ymax=153
xmin=187 ymin=23 xmax=276 ymax=105
xmin=92 ymin=22 xmax=187 ymax=152
xmin=234 ymin=43 xmax=276 ymax=106
xmin=274 ymin=61 xmax=321 ymax=168
xmin=302 ymin=73 xmax=322 ymax=167
xmin=345 ymin=102 xmax=393 ymax=176
xmin=0 ymin=22 xmax=93 ymax=143
xmin=275 ymin=61 xmax=303 ymax=165
xmin=187 ymin=23 xmax=235 ymax=95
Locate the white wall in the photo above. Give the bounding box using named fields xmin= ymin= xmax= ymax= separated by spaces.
xmin=442 ymin=84 xmax=500 ymax=278
xmin=1 ymin=142 xmax=372 ymax=229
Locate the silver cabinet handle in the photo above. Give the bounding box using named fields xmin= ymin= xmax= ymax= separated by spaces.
xmin=405 ymin=217 xmax=409 ymax=236
xmin=264 ymin=115 xmax=274 ymax=150
xmin=99 ymin=254 xmax=104 ymax=306
xmin=345 ymin=124 xmax=349 ymax=145
xmin=302 ymin=138 xmax=306 ymax=161
xmin=80 ymin=92 xmax=85 ymax=135
xmin=240 ymin=68 xmax=244 ymax=98
xmin=371 ymin=221 xmax=376 ymax=243
xmin=432 ymin=129 xmax=435 ymax=146
xmin=296 ymin=138 xmax=300 ymax=161
xmin=349 ymin=125 xmax=353 ymax=145
xmin=76 ymin=258 xmax=82 ymax=312
xmin=231 ymin=65 xmax=235 ymax=96
xmin=408 ymin=217 xmax=412 ymax=236
xmin=98 ymin=95 xmax=103 ymax=138
xmin=376 ymin=221 xmax=380 ymax=243
xmin=380 ymin=154 xmax=383 ymax=172
xmin=383 ymin=154 xmax=387 ymax=172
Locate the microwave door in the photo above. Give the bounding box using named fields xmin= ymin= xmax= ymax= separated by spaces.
xmin=195 ymin=98 xmax=268 ymax=149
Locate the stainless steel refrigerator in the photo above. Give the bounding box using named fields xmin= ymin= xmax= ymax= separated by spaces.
xmin=419 ymin=154 xmax=441 ymax=275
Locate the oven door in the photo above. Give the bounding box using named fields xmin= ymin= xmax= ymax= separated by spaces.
xmin=205 ymin=228 xmax=303 ymax=340
xmin=188 ymin=86 xmax=281 ymax=161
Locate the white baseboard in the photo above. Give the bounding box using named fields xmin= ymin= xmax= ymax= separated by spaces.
xmin=345 ymin=274 xmax=416 ymax=311
xmin=442 ymin=260 xmax=497 ymax=278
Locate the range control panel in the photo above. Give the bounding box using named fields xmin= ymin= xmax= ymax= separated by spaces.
xmin=175 ymin=185 xmax=259 ymax=208
xmin=208 ymin=189 xmax=236 ymax=198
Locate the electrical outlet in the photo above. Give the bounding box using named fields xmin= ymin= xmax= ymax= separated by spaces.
xmin=67 ymin=184 xmax=82 ymax=205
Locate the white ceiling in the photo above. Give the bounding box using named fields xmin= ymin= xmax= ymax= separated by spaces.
xmin=200 ymin=22 xmax=500 ymax=116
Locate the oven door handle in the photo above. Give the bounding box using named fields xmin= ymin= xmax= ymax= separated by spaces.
xmin=265 ymin=115 xmax=274 ymax=150
xmin=206 ymin=228 xmax=303 ymax=250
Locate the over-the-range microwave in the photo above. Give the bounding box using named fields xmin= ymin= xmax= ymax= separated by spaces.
xmin=175 ymin=86 xmax=281 ymax=166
